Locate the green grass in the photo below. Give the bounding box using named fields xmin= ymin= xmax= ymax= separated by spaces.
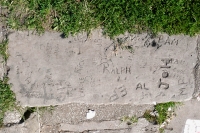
xmin=143 ymin=102 xmax=180 ymax=125
xmin=0 ymin=77 xmax=16 ymax=127
xmin=1 ymin=0 xmax=200 ymax=37
xmin=155 ymin=102 xmax=178 ymax=125
xmin=0 ymin=40 xmax=9 ymax=62
xmin=143 ymin=102 xmax=181 ymax=132
xmin=143 ymin=110 xmax=157 ymax=124
xmin=0 ymin=40 xmax=16 ymax=127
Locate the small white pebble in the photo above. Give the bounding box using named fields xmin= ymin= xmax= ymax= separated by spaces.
xmin=86 ymin=109 xmax=96 ymax=119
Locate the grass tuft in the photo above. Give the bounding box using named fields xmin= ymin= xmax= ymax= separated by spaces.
xmin=0 ymin=40 xmax=9 ymax=61
xmin=144 ymin=102 xmax=180 ymax=125
xmin=0 ymin=77 xmax=16 ymax=127
xmin=120 ymin=115 xmax=138 ymax=125
xmin=155 ymin=102 xmax=179 ymax=125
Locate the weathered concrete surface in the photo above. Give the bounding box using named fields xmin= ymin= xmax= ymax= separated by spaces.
xmin=40 ymin=103 xmax=153 ymax=125
xmin=0 ymin=104 xmax=157 ymax=133
xmin=164 ymin=99 xmax=200 ymax=133
xmin=193 ymin=35 xmax=200 ymax=97
xmin=7 ymin=30 xmax=197 ymax=106
xmin=0 ymin=112 xmax=39 ymax=133
xmin=57 ymin=118 xmax=152 ymax=133
xmin=3 ymin=110 xmax=22 ymax=125
xmin=183 ymin=119 xmax=200 ymax=133
xmin=59 ymin=120 xmax=130 ymax=132
xmin=30 ymin=118 xmax=155 ymax=133
xmin=39 ymin=103 xmax=154 ymax=132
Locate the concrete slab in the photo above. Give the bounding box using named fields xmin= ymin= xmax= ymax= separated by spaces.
xmin=59 ymin=120 xmax=130 ymax=132
xmin=41 ymin=119 xmax=152 ymax=133
xmin=183 ymin=119 xmax=200 ymax=133
xmin=7 ymin=30 xmax=197 ymax=106
xmin=165 ymin=99 xmax=200 ymax=133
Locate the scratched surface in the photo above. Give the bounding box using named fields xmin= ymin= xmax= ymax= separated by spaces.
xmin=7 ymin=30 xmax=197 ymax=106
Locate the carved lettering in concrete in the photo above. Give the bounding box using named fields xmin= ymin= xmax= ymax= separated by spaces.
xmin=7 ymin=31 xmax=197 ymax=106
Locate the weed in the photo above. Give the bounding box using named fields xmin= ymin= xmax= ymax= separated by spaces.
xmin=0 ymin=38 xmax=16 ymax=127
xmin=0 ymin=77 xmax=16 ymax=127
xmin=120 ymin=115 xmax=138 ymax=125
xmin=143 ymin=110 xmax=158 ymax=125
xmin=143 ymin=102 xmax=181 ymax=132
xmin=117 ymin=38 xmax=134 ymax=54
xmin=0 ymin=40 xmax=9 ymax=61
xmin=112 ymin=37 xmax=134 ymax=55
xmin=155 ymin=102 xmax=180 ymax=125
xmin=143 ymin=102 xmax=180 ymax=125
xmin=159 ymin=128 xmax=165 ymax=133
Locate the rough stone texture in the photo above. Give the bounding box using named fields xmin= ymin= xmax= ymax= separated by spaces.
xmin=39 ymin=103 xmax=155 ymax=132
xmin=3 ymin=110 xmax=22 ymax=125
xmin=130 ymin=118 xmax=154 ymax=133
xmin=40 ymin=103 xmax=154 ymax=125
xmin=0 ymin=103 xmax=156 ymax=133
xmin=0 ymin=112 xmax=39 ymax=133
xmin=7 ymin=30 xmax=197 ymax=106
xmin=41 ymin=119 xmax=154 ymax=133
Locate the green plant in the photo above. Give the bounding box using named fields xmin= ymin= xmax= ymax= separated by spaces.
xmin=143 ymin=102 xmax=181 ymax=133
xmin=143 ymin=110 xmax=157 ymax=124
xmin=144 ymin=102 xmax=180 ymax=125
xmin=111 ymin=37 xmax=134 ymax=55
xmin=159 ymin=128 xmax=165 ymax=133
xmin=120 ymin=115 xmax=138 ymax=125
xmin=0 ymin=40 xmax=9 ymax=61
xmin=155 ymin=102 xmax=179 ymax=125
xmin=0 ymin=39 xmax=16 ymax=127
xmin=1 ymin=0 xmax=200 ymax=37
xmin=0 ymin=77 xmax=16 ymax=127
xmin=117 ymin=37 xmax=134 ymax=54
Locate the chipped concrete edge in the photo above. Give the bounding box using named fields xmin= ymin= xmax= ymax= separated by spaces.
xmin=193 ymin=35 xmax=200 ymax=98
